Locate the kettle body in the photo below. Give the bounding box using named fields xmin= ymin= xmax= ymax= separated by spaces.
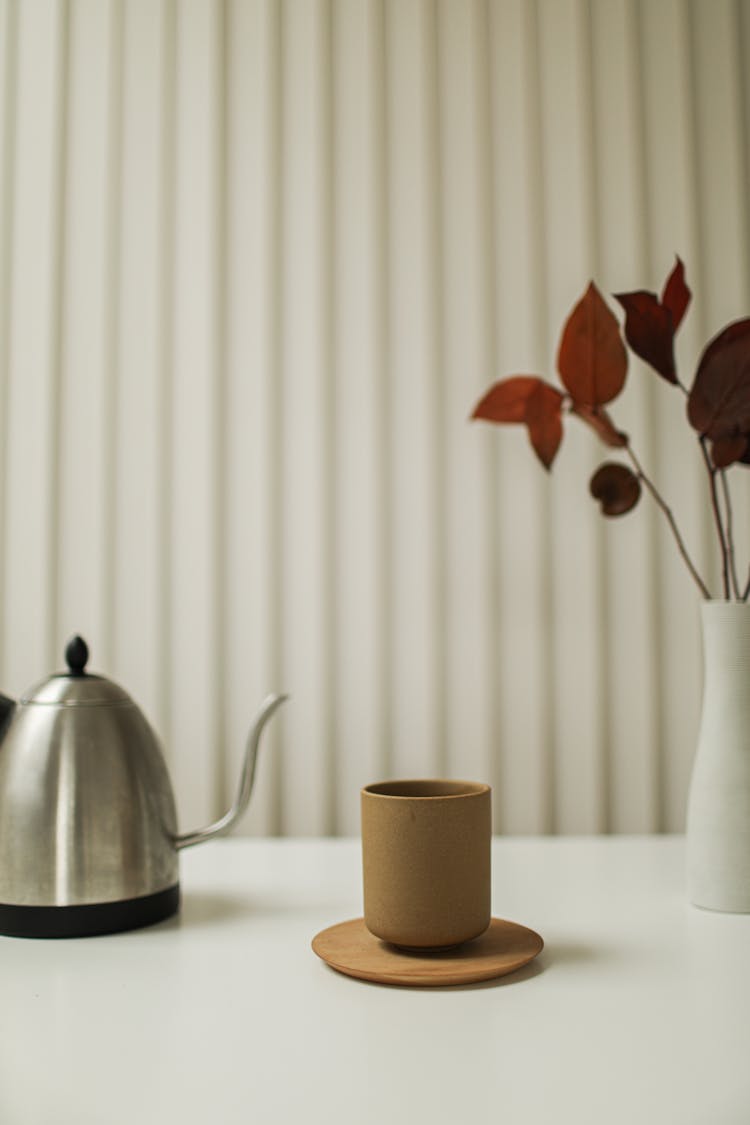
xmin=0 ymin=638 xmax=286 ymax=938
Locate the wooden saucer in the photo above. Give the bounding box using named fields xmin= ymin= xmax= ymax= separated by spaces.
xmin=311 ymin=917 xmax=543 ymax=987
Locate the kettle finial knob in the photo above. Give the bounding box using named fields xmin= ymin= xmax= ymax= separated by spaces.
xmin=65 ymin=635 xmax=89 ymax=676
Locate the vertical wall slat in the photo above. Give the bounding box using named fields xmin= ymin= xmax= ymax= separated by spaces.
xmin=689 ymin=0 xmax=750 ymax=589
xmin=331 ymin=0 xmax=389 ymax=833
xmin=740 ymin=0 xmax=750 ymax=303
xmin=0 ymin=0 xmax=18 ymax=688
xmin=386 ymin=0 xmax=443 ymax=778
xmin=537 ymin=0 xmax=606 ymax=833
xmin=156 ymin=0 xmax=177 ymax=755
xmin=489 ymin=0 xmax=553 ymax=834
xmin=168 ymin=0 xmax=223 ymax=830
xmin=224 ymin=0 xmax=283 ymax=836
xmin=688 ymin=0 xmax=749 ymax=327
xmin=100 ymin=0 xmax=123 ymax=671
xmin=56 ymin=0 xmax=119 ymax=662
xmin=213 ymin=0 xmax=229 ymax=820
xmin=279 ymin=0 xmax=333 ymax=835
xmin=437 ymin=0 xmax=494 ymax=788
xmin=113 ymin=0 xmax=169 ymax=733
xmin=589 ymin=0 xmax=660 ymax=833
xmin=2 ymin=0 xmax=68 ymax=692
xmin=639 ymin=0 xmax=706 ymax=831
xmin=733 ymin=0 xmax=750 ymax=581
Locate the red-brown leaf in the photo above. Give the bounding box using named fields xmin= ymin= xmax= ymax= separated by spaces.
xmin=661 ymin=256 xmax=691 ymax=331
xmin=525 ymin=381 xmax=564 ymax=469
xmin=471 ymin=376 xmax=547 ymax=424
xmin=687 ymin=318 xmax=750 ymax=439
xmin=557 ymin=282 xmax=628 ymax=406
xmin=711 ymin=434 xmax=749 ymax=468
xmin=613 ymin=290 xmax=677 ymax=383
xmin=589 ymin=463 xmax=641 ymax=516
xmin=471 ymin=376 xmax=565 ymax=469
xmin=570 ymin=403 xmax=628 ymax=448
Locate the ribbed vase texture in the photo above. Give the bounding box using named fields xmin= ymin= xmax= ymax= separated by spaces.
xmin=687 ymin=602 xmax=750 ymax=912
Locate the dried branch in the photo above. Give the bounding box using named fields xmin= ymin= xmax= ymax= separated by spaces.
xmin=699 ymin=437 xmax=730 ymax=600
xmin=719 ymin=470 xmax=741 ymax=600
xmin=626 ymin=446 xmax=711 ymax=600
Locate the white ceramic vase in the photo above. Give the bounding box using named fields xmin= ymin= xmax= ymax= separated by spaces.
xmin=686 ymin=600 xmax=750 ymax=912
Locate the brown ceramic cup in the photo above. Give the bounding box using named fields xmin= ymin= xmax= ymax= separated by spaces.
xmin=361 ymin=779 xmax=491 ymax=951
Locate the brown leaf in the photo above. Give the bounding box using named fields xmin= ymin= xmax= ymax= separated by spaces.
xmin=589 ymin=462 xmax=641 ymax=516
xmin=711 ymin=434 xmax=749 ymax=468
xmin=687 ymin=318 xmax=750 ymax=439
xmin=661 ymin=256 xmax=691 ymax=331
xmin=570 ymin=403 xmax=628 ymax=448
xmin=557 ymin=282 xmax=628 ymax=406
xmin=471 ymin=376 xmax=547 ymax=424
xmin=525 ymin=381 xmax=564 ymax=469
xmin=471 ymin=376 xmax=565 ymax=469
xmin=613 ymin=290 xmax=677 ymax=383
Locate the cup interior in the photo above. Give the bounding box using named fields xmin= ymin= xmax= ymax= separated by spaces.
xmin=363 ymin=779 xmax=488 ymax=799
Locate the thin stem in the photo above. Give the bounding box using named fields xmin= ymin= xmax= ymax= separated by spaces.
xmin=743 ymin=567 xmax=750 ymax=603
xmin=719 ymin=470 xmax=741 ymax=599
xmin=678 ymin=378 xmax=739 ymax=599
xmin=699 ymin=437 xmax=730 ymax=599
xmin=626 ymin=445 xmax=711 ymax=600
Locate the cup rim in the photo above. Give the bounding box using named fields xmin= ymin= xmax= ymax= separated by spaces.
xmin=362 ymin=779 xmax=490 ymax=800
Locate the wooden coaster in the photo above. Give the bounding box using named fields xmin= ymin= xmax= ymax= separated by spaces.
xmin=311 ymin=917 xmax=543 ymax=987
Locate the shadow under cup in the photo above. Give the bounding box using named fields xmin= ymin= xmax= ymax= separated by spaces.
xmin=361 ymin=779 xmax=491 ymax=951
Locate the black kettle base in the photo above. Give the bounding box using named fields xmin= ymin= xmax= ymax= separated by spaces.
xmin=0 ymin=884 xmax=180 ymax=938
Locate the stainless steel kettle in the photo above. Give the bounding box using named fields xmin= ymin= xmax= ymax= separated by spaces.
xmin=0 ymin=636 xmax=287 ymax=938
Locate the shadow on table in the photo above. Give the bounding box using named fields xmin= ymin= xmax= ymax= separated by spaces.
xmin=540 ymin=941 xmax=605 ymax=969
xmin=150 ymin=891 xmax=261 ymax=930
xmin=362 ymin=940 xmax=606 ymax=993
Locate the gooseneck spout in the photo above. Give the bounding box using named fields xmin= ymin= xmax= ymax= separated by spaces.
xmin=173 ymin=693 xmax=288 ymax=850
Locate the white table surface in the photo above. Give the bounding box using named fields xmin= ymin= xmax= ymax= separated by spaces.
xmin=0 ymin=836 xmax=748 ymax=1125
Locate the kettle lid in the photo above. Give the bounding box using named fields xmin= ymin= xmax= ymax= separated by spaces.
xmin=20 ymin=636 xmax=134 ymax=707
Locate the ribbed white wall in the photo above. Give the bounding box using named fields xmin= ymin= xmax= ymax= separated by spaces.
xmin=1 ymin=0 xmax=749 ymax=837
